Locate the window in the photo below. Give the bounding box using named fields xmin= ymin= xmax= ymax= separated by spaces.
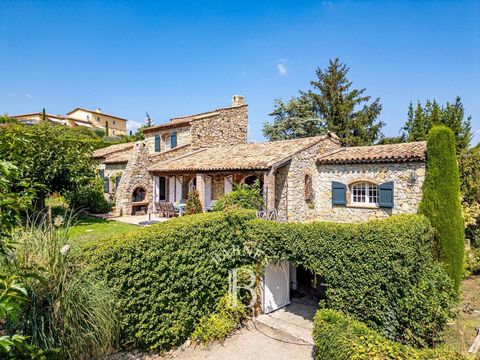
xmin=159 ymin=177 xmax=167 ymax=201
xmin=86 ymin=115 xmax=90 ymax=121
xmin=351 ymin=182 xmax=379 ymax=205
xmin=304 ymin=174 xmax=314 ymax=203
xmin=113 ymin=120 xmax=116 ymax=125
xmin=97 ymin=117 xmax=100 ymax=122
xmin=164 ymin=134 xmax=171 ymax=150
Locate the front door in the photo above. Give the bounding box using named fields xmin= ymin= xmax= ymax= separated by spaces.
xmin=263 ymin=261 xmax=290 ymax=314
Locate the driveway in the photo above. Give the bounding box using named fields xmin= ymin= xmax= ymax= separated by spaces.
xmin=162 ymin=321 xmax=314 ymax=360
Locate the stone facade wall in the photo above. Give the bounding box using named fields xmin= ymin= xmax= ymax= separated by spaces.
xmin=102 ymin=163 xmax=127 ymax=199
xmin=275 ymin=164 xmax=290 ymax=221
xmin=190 ymin=105 xmax=248 ymax=148
xmin=144 ymin=125 xmax=191 ymax=153
xmin=283 ymin=138 xmax=341 ymax=222
xmin=114 ymin=141 xmax=153 ymax=216
xmin=309 ymin=162 xmax=425 ymax=222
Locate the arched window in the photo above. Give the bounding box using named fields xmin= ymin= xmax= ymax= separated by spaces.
xmin=351 ymin=182 xmax=379 ymax=205
xmin=304 ymin=174 xmax=314 ymax=203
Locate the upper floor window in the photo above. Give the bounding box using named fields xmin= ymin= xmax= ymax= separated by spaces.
xmin=351 ymin=182 xmax=379 ymax=205
xmin=86 ymin=115 xmax=90 ymax=121
xmin=304 ymin=174 xmax=314 ymax=203
xmin=164 ymin=134 xmax=171 ymax=150
xmin=113 ymin=120 xmax=116 ymax=125
xmin=97 ymin=117 xmax=100 ymax=122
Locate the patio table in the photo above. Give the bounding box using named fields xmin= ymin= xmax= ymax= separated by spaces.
xmin=173 ymin=203 xmax=187 ymax=216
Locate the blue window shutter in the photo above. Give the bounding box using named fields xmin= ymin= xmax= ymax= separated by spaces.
xmin=115 ymin=175 xmax=121 ymax=189
xmin=171 ymin=131 xmax=177 ymax=148
xmin=154 ymin=135 xmax=161 ymax=152
xmin=104 ymin=177 xmax=110 ymax=193
xmin=332 ymin=181 xmax=347 ymax=206
xmin=99 ymin=169 xmax=105 ymax=178
xmin=379 ymin=181 xmax=394 ymax=208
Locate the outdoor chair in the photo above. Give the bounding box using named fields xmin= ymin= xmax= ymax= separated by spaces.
xmin=256 ymin=209 xmax=278 ymax=221
xmin=165 ymin=202 xmax=180 ymax=218
xmin=155 ymin=201 xmax=168 ymax=217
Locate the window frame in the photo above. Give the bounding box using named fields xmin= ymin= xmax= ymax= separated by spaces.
xmin=164 ymin=134 xmax=172 ymax=150
xmin=350 ymin=182 xmax=379 ymax=206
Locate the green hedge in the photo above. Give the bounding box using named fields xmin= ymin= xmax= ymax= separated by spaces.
xmin=313 ymin=309 xmax=465 ymax=360
xmin=84 ymin=212 xmax=454 ymax=351
xmin=83 ymin=210 xmax=255 ymax=351
xmin=420 ymin=125 xmax=465 ymax=293
xmin=249 ymin=214 xmax=455 ymax=347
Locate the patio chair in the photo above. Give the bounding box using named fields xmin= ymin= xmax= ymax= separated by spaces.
xmin=256 ymin=210 xmax=278 ymax=221
xmin=165 ymin=202 xmax=180 ymax=218
xmin=155 ymin=201 xmax=167 ymax=218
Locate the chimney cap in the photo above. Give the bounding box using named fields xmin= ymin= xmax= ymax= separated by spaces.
xmin=95 ymin=108 xmax=102 ymax=113
xmin=232 ymin=95 xmax=245 ymax=107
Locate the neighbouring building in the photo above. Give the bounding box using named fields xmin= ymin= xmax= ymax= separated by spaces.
xmin=93 ymin=95 xmax=426 ymax=223
xmin=10 ymin=107 xmax=128 ymax=135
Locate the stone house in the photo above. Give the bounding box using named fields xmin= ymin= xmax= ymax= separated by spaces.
xmin=93 ymin=95 xmax=426 ymax=223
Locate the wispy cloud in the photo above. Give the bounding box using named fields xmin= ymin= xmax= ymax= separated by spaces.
xmin=277 ymin=59 xmax=288 ymax=76
xmin=25 ymin=93 xmax=32 ymax=99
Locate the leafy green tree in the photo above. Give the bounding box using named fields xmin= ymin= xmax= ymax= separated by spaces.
xmin=420 ymin=126 xmax=464 ymax=292
xmin=185 ymin=189 xmax=203 ymax=215
xmin=0 ymin=121 xmax=98 ymax=209
xmin=402 ymin=97 xmax=473 ymax=154
xmin=213 ymin=181 xmax=263 ymax=211
xmin=263 ymin=58 xmax=384 ymax=146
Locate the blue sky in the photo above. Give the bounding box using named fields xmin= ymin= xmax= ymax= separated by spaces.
xmin=1 ymin=0 xmax=479 ymax=144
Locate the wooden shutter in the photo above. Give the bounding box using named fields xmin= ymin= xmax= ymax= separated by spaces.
xmin=171 ymin=131 xmax=177 ymax=148
xmin=115 ymin=175 xmax=122 ymax=189
xmin=332 ymin=181 xmax=347 ymax=206
xmin=104 ymin=177 xmax=110 ymax=193
xmin=379 ymin=181 xmax=394 ymax=208
xmin=99 ymin=169 xmax=105 ymax=178
xmin=154 ymin=135 xmax=161 ymax=152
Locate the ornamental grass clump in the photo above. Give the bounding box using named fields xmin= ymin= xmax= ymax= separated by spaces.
xmin=6 ymin=212 xmax=119 ymax=360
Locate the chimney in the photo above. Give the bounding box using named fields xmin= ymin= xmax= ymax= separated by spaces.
xmin=232 ymin=95 xmax=245 ymax=107
xmin=96 ymin=108 xmax=102 ymax=113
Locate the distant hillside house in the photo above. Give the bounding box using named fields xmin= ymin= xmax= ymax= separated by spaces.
xmin=10 ymin=107 xmax=128 ymax=135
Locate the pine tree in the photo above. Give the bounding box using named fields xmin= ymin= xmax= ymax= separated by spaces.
xmin=402 ymin=97 xmax=472 ymax=154
xmin=263 ymin=58 xmax=384 ymax=146
xmin=41 ymin=108 xmax=46 ymax=122
xmin=185 ymin=189 xmax=203 ymax=215
xmin=145 ymin=112 xmax=154 ymax=127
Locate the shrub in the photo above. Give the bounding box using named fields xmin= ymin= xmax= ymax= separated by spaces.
xmin=83 ymin=210 xmax=256 ymax=351
xmin=313 ymin=309 xmax=465 ymax=360
xmin=192 ymin=293 xmax=246 ymax=345
xmin=7 ymin=213 xmax=119 ymax=359
xmin=64 ymin=182 xmax=112 ymax=214
xmin=213 ymin=182 xmax=263 ymax=211
xmin=249 ymin=214 xmax=455 ymax=346
xmin=420 ymin=125 xmax=465 ymax=292
xmin=185 ymin=189 xmax=203 ymax=215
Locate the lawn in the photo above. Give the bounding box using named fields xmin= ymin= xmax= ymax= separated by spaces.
xmin=67 ymin=214 xmax=138 ymax=248
xmin=444 ymin=275 xmax=480 ymax=358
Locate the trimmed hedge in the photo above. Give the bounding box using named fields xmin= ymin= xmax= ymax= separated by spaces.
xmin=249 ymin=214 xmax=455 ymax=347
xmin=313 ymin=309 xmax=465 ymax=360
xmin=84 ymin=212 xmax=454 ymax=351
xmin=420 ymin=125 xmax=465 ymax=293
xmin=83 ymin=210 xmax=255 ymax=350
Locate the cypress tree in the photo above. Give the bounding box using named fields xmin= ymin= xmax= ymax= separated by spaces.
xmin=420 ymin=125 xmax=464 ymax=292
xmin=105 ymin=121 xmax=109 ymax=137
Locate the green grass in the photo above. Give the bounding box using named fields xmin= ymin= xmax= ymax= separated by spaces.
xmin=444 ymin=275 xmax=480 ymax=358
xmin=67 ymin=215 xmax=138 ymax=248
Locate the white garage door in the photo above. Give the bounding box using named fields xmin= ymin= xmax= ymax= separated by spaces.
xmin=263 ymin=261 xmax=290 ymax=314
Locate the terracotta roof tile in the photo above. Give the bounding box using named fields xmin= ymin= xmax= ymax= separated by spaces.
xmin=103 ymin=151 xmax=132 ymax=164
xmin=149 ymin=135 xmax=332 ymax=172
xmin=316 ymin=141 xmax=426 ymax=165
xmin=92 ymin=142 xmax=134 ymax=159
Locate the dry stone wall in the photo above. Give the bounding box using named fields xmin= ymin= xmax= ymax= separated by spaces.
xmin=190 ymin=105 xmax=248 ymax=148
